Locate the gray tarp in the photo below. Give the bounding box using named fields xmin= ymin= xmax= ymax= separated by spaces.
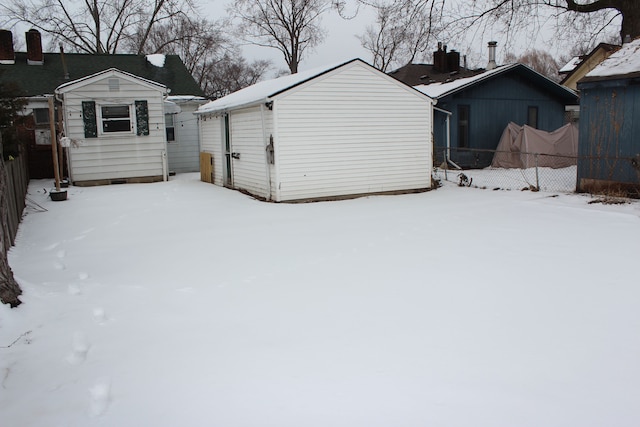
xmin=491 ymin=122 xmax=578 ymax=169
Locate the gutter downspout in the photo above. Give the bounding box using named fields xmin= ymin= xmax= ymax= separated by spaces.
xmin=162 ymin=93 xmax=168 ymax=181
xmin=433 ymin=106 xmax=461 ymax=170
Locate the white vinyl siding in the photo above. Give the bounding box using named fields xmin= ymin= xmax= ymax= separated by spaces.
xmin=274 ymin=62 xmax=432 ymax=201
xmin=196 ymin=60 xmax=433 ymax=202
xmin=59 ymin=71 xmax=166 ymax=183
xmin=228 ymin=106 xmax=272 ymax=199
xmin=199 ymin=114 xmax=224 ymax=186
xmin=166 ymin=102 xmax=202 ymax=173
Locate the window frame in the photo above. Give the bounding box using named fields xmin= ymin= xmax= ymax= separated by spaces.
xmin=165 ymin=113 xmax=176 ymax=142
xmin=99 ymin=103 xmax=133 ymax=135
xmin=457 ymin=104 xmax=470 ymax=148
xmin=33 ymin=108 xmax=50 ymax=126
xmin=527 ymin=106 xmax=539 ymax=129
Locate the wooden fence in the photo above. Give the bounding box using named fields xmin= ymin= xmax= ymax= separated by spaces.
xmin=3 ymin=153 xmax=29 ymax=249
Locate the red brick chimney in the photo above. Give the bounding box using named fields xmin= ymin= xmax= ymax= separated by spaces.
xmin=26 ymin=29 xmax=44 ymax=65
xmin=0 ymin=30 xmax=15 ymax=64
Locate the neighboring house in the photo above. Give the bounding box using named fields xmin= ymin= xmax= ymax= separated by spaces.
xmin=165 ymin=96 xmax=208 ymax=173
xmin=56 ymin=68 xmax=168 ymax=185
xmin=388 ymin=44 xmax=484 ymax=86
xmin=0 ymin=29 xmax=205 ymax=180
xmin=576 ymin=38 xmax=640 ymax=195
xmin=559 ymin=43 xmax=619 ymax=91
xmin=196 ymin=58 xmax=434 ymax=202
xmin=408 ymin=63 xmax=578 ymax=168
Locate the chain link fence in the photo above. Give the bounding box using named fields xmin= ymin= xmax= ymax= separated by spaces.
xmin=432 ymin=147 xmax=640 ymax=197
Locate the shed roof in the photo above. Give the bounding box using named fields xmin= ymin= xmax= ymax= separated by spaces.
xmin=0 ymin=52 xmax=204 ymax=97
xmin=414 ymin=63 xmax=578 ymax=102
xmin=197 ymin=58 xmax=431 ymax=114
xmin=56 ymin=67 xmax=167 ymax=93
xmin=581 ymin=38 xmax=640 ymax=83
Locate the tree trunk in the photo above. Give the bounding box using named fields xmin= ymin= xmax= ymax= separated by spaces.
xmin=566 ymin=0 xmax=640 ymax=41
xmin=620 ymin=0 xmax=640 ymax=40
xmin=0 ymin=157 xmax=22 ymax=308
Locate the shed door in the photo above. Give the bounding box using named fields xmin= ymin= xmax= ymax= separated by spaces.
xmin=223 ymin=114 xmax=233 ymax=187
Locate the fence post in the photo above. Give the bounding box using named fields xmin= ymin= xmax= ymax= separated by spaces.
xmin=534 ymin=153 xmax=540 ymax=190
xmin=443 ymin=149 xmax=448 ymax=181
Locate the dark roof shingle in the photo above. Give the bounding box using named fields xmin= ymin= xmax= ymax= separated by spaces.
xmin=0 ymin=52 xmax=204 ymax=97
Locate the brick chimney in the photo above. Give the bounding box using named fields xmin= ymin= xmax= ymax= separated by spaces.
xmin=0 ymin=30 xmax=15 ymax=64
xmin=487 ymin=41 xmax=497 ymax=70
xmin=26 ymin=29 xmax=44 ymax=65
xmin=433 ymin=42 xmax=447 ymax=73
xmin=447 ymin=49 xmax=460 ymax=73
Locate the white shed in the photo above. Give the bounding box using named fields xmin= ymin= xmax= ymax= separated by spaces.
xmin=197 ymin=59 xmax=434 ymax=202
xmin=56 ymin=68 xmax=169 ymax=185
xmin=165 ymin=95 xmax=208 ymax=173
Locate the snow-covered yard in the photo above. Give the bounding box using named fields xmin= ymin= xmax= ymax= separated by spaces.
xmin=435 ymin=165 xmax=578 ymax=193
xmin=2 ymin=173 xmax=640 ymax=427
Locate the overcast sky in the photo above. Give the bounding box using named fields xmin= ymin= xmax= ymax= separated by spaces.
xmin=206 ymin=1 xmax=569 ymax=75
xmin=207 ymin=1 xmax=378 ymax=74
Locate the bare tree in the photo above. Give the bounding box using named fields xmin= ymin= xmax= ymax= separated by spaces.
xmin=1 ymin=0 xmax=196 ymax=54
xmin=229 ymin=0 xmax=330 ymax=74
xmin=205 ymin=55 xmax=272 ymax=99
xmin=444 ymin=1 xmax=632 ymax=57
xmin=135 ymin=15 xmax=272 ymax=98
xmin=504 ymin=49 xmax=561 ymax=81
xmin=359 ymin=0 xmax=445 ymax=71
xmin=566 ymin=0 xmax=640 ymax=41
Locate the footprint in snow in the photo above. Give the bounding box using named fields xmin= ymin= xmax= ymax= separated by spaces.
xmin=43 ymin=242 xmax=60 ymax=251
xmin=68 ymin=284 xmax=82 ymax=296
xmin=93 ymin=307 xmax=108 ymax=324
xmin=66 ymin=332 xmax=90 ymax=365
xmin=78 ymin=272 xmax=89 ymax=280
xmin=53 ymin=261 xmax=66 ymax=270
xmin=88 ymin=378 xmax=111 ymax=417
xmin=56 ymin=249 xmax=66 ymax=258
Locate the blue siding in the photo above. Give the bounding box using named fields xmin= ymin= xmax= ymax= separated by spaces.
xmin=577 ymin=78 xmax=640 ymax=189
xmin=434 ymin=68 xmax=575 ymax=168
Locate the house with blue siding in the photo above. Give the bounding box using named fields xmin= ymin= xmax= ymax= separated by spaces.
xmin=410 ymin=63 xmax=578 ymax=168
xmin=577 ymin=39 xmax=640 ymax=196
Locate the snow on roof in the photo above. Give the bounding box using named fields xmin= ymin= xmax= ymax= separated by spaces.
xmin=167 ymin=95 xmax=208 ymax=103
xmin=414 ymin=64 xmax=517 ymax=98
xmin=414 ymin=63 xmax=576 ymax=100
xmin=146 ymin=54 xmax=166 ymax=67
xmin=585 ymin=38 xmax=640 ymax=78
xmin=559 ymin=56 xmax=582 ymax=74
xmin=197 ymin=59 xmax=359 ymax=114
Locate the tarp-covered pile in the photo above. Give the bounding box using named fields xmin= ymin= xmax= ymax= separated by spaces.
xmin=491 ymin=122 xmax=578 ymax=169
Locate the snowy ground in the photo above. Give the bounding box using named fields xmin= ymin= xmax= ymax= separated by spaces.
xmin=2 ymin=173 xmax=640 ymax=427
xmin=435 ymin=165 xmax=577 ymax=193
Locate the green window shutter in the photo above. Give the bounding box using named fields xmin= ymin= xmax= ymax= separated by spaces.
xmin=135 ymin=100 xmax=149 ymax=136
xmin=81 ymin=101 xmax=97 ymax=138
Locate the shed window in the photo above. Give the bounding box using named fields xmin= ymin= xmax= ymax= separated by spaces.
xmin=33 ymin=108 xmax=50 ymax=125
xmin=528 ymin=106 xmax=539 ymax=128
xmin=101 ymin=105 xmax=131 ymax=133
xmin=165 ymin=113 xmax=175 ymax=142
xmin=458 ymin=105 xmax=470 ymax=148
